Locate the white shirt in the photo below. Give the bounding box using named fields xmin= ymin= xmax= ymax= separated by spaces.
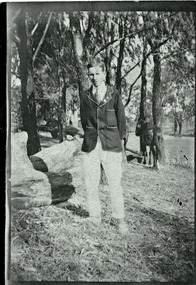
xmin=92 ymin=83 xmax=107 ymax=103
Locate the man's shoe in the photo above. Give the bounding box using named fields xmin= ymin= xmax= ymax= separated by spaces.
xmin=110 ymin=218 xmax=129 ymax=235
xmin=118 ymin=221 xmax=129 ymax=235
xmin=90 ymin=217 xmax=101 ymax=224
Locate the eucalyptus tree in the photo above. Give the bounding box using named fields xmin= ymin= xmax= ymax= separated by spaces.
xmin=69 ymin=11 xmax=122 ymax=90
xmin=160 ymin=12 xmax=195 ymax=135
xmin=35 ymin=12 xmax=78 ymax=141
xmin=9 ymin=4 xmax=52 ymax=155
xmin=69 ymin=11 xmax=140 ymax=96
xmin=161 ymin=56 xmax=195 ymax=135
xmin=136 ymin=11 xmax=195 ymax=159
xmin=69 ymin=11 xmax=95 ymax=94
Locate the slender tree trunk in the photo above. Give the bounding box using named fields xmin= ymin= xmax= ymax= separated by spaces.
xmin=69 ymin=13 xmax=88 ymax=96
xmin=56 ymin=64 xmax=64 ymax=143
xmin=62 ymin=82 xmax=67 ymax=140
xmin=71 ymin=97 xmax=79 ymax=128
xmin=115 ymin=16 xmax=125 ymax=93
xmin=17 ymin=10 xmax=41 ymax=156
xmin=152 ymin=50 xmax=162 ymax=128
xmin=178 ymin=121 xmax=182 ymax=136
xmin=58 ymin=119 xmax=63 ymax=143
xmin=69 ymin=31 xmax=87 ymax=94
xmin=104 ymin=13 xmax=113 ymax=85
xmin=115 ymin=39 xmax=124 ymax=92
xmin=177 ymin=114 xmax=183 ymax=136
xmin=174 ymin=113 xmax=178 ymax=135
xmin=62 ymin=84 xmax=67 ymax=113
xmin=139 ymin=39 xmax=148 ymax=157
xmin=58 ymin=93 xmax=64 ymax=143
xmin=140 ymin=39 xmax=147 ymax=121
xmin=104 ymin=56 xmax=112 ymax=85
xmin=151 ymin=48 xmax=165 ymax=163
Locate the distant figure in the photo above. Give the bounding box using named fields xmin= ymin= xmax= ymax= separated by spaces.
xmin=135 ymin=117 xmax=162 ymax=169
xmin=69 ymin=118 xmax=73 ymax=125
xmin=79 ymin=58 xmax=128 ymax=234
xmin=122 ymin=122 xmax=129 ymax=163
xmin=123 ymin=123 xmax=129 ymax=151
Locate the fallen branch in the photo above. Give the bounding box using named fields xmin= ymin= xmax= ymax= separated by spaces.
xmin=125 ymin=147 xmax=143 ymax=157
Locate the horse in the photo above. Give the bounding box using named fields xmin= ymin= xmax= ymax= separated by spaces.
xmin=135 ymin=118 xmax=162 ymax=169
xmin=122 ymin=123 xmax=130 ymax=163
xmin=123 ymin=123 xmax=129 ymax=151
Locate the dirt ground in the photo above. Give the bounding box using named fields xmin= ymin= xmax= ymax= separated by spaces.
xmin=10 ymin=135 xmax=195 ymax=283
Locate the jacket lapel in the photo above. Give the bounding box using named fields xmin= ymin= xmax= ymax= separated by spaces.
xmin=99 ymin=85 xmax=113 ymax=107
xmin=86 ymin=85 xmax=113 ymax=107
xmin=86 ymin=86 xmax=99 ymax=105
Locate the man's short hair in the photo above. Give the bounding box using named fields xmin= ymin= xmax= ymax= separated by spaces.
xmin=87 ymin=58 xmax=105 ymax=71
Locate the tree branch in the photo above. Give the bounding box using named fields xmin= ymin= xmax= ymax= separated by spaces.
xmin=31 ymin=12 xmax=43 ymax=37
xmin=10 ymin=32 xmax=20 ymax=47
xmin=32 ymin=12 xmax=52 ymax=64
xmin=122 ymin=36 xmax=171 ymax=83
xmin=93 ymin=13 xmax=176 ymax=58
xmin=160 ymin=47 xmax=195 ymax=62
xmin=11 ymin=70 xmax=20 ymax=79
xmin=121 ymin=60 xmax=141 ymax=81
xmin=10 ymin=9 xmax=21 ymax=26
xmin=124 ymin=35 xmax=172 ymax=107
xmin=82 ymin=11 xmax=94 ymax=45
xmin=125 ymin=71 xmax=142 ymax=107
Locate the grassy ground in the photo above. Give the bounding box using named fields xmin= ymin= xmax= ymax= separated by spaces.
xmin=10 ymin=134 xmax=195 ymax=282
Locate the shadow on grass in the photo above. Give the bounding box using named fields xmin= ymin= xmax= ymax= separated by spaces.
xmin=132 ymin=204 xmax=194 ymax=282
xmin=65 ymin=204 xmax=89 ymax=218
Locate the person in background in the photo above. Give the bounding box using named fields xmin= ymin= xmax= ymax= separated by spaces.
xmin=80 ymin=58 xmax=128 ymax=234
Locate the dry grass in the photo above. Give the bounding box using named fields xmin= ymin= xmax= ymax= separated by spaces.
xmin=10 ymin=133 xmax=195 ymax=282
xmin=10 ymin=161 xmax=194 ymax=282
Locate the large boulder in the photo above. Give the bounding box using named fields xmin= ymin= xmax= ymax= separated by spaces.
xmin=29 ymin=139 xmax=80 ymax=174
xmin=29 ymin=137 xmax=82 ymax=205
xmin=46 ymin=172 xmax=75 ymax=204
xmin=11 ymin=132 xmax=52 ymax=211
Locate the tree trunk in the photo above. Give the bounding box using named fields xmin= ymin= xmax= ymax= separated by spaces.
xmin=174 ymin=113 xmax=178 ymax=135
xmin=152 ymin=50 xmax=162 ymax=127
xmin=62 ymin=83 xmax=67 ymax=112
xmin=139 ymin=39 xmax=147 ymax=156
xmin=70 ymin=33 xmax=87 ymax=94
xmin=62 ymin=82 xmax=67 ymax=140
xmin=152 ymin=48 xmax=165 ymax=163
xmin=69 ymin=13 xmax=89 ymax=96
xmin=17 ymin=10 xmax=41 ymax=156
xmin=57 ymin=92 xmax=64 ymax=143
xmin=29 ymin=138 xmax=80 ymax=173
xmin=178 ymin=121 xmax=182 ymax=136
xmin=104 ymin=13 xmax=113 ymax=85
xmin=71 ymin=96 xmax=79 ymax=128
xmin=140 ymin=39 xmax=147 ymax=120
xmin=115 ymin=16 xmax=125 ymax=93
xmin=58 ymin=114 xmax=63 ymax=143
xmin=104 ymin=56 xmax=112 ymax=85
xmin=177 ymin=114 xmax=183 ymax=136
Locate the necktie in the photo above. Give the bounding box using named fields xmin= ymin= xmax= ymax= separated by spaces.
xmin=95 ymin=88 xmax=101 ymax=103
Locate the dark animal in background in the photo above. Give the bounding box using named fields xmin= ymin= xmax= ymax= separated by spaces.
xmin=123 ymin=123 xmax=129 ymax=151
xmin=135 ymin=118 xmax=162 ymax=169
xmin=122 ymin=123 xmax=129 ymax=162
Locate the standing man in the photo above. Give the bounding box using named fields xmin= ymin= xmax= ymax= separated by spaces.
xmin=80 ymin=58 xmax=128 ymax=234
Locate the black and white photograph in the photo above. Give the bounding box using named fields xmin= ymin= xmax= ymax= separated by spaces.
xmin=6 ymin=1 xmax=195 ymax=283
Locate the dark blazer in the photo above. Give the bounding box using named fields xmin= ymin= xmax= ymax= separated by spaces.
xmin=80 ymin=84 xmax=126 ymax=153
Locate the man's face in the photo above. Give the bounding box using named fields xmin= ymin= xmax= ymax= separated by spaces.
xmin=88 ymin=66 xmax=105 ymax=87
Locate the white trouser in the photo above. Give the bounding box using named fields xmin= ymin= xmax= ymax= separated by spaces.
xmin=82 ymin=139 xmax=125 ymax=220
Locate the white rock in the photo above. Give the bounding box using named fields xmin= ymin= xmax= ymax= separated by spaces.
xmin=11 ymin=131 xmax=52 ymax=209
